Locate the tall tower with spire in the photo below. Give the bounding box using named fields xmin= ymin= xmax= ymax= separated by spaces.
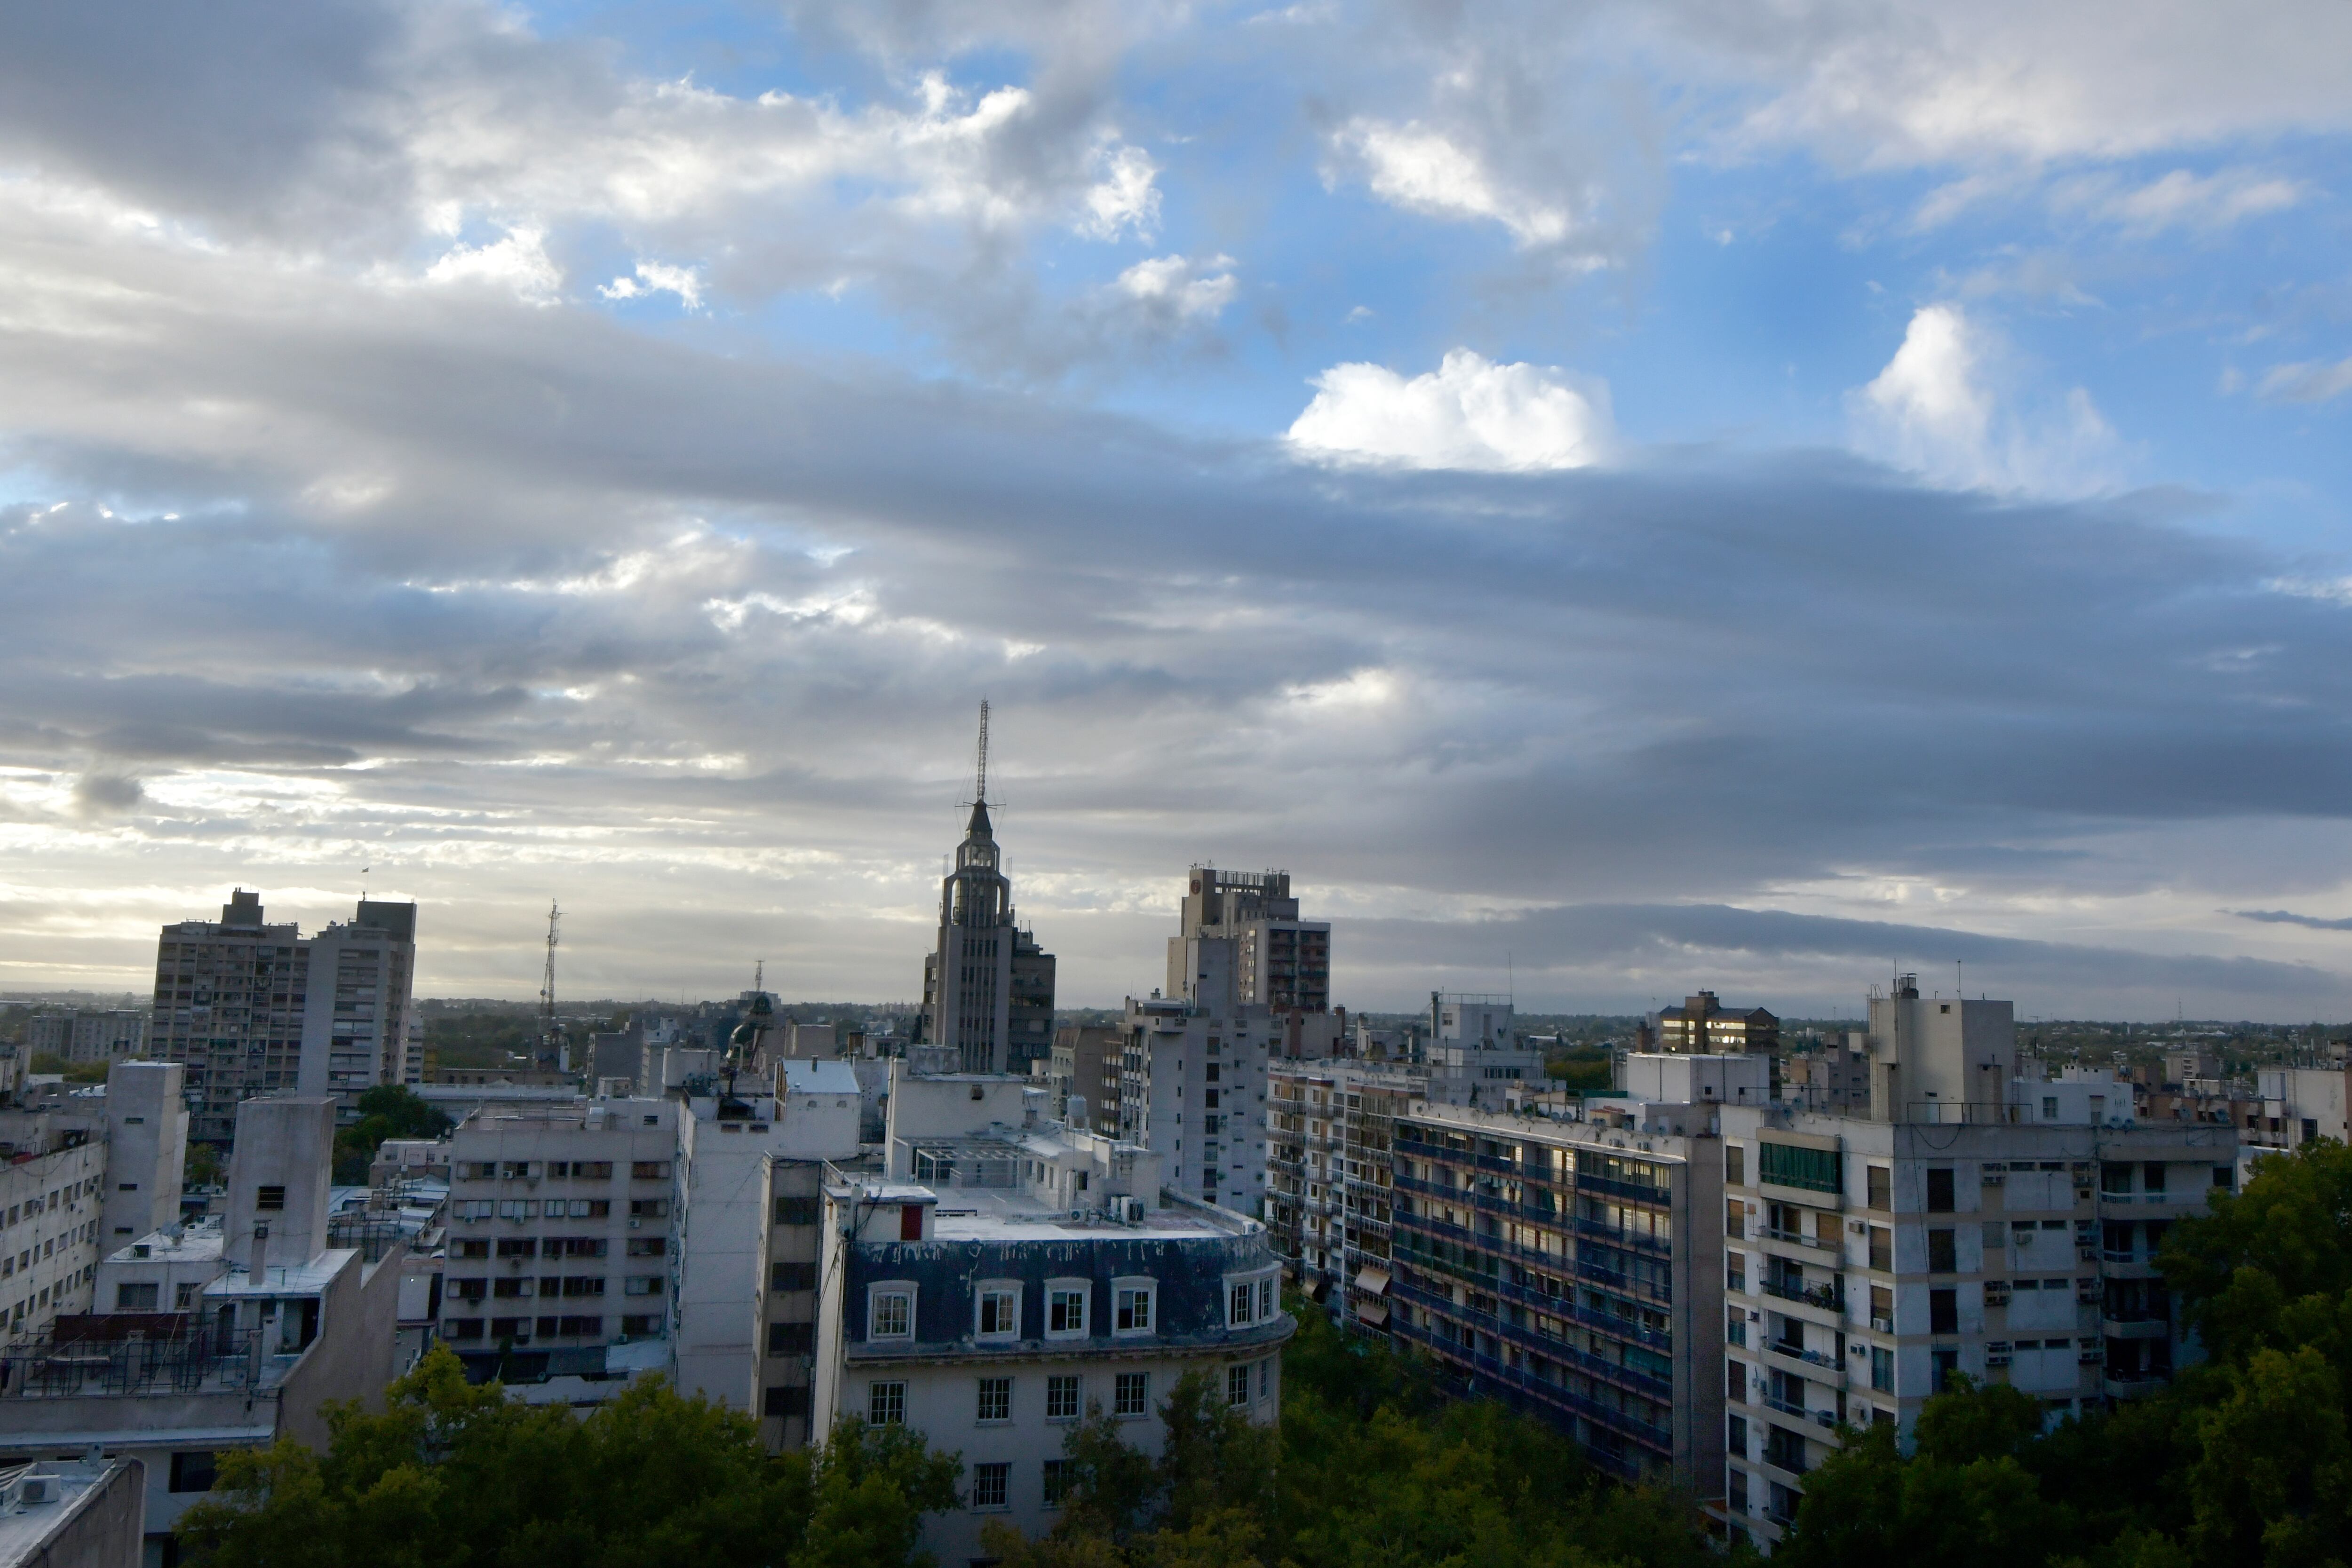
xmin=916 ymin=703 xmax=1057 ymax=1074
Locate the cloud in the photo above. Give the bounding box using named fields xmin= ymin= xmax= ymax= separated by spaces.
xmin=2257 ymin=357 xmax=2352 ymax=405
xmin=1287 ymin=350 xmax=1613 ymax=472
xmin=421 ymin=226 xmax=563 ymax=304
xmin=1080 ymin=143 xmax=1160 ymax=240
xmin=2074 ymin=167 xmax=2303 ymax=235
xmin=1112 ymin=254 xmax=1237 ymax=324
xmin=599 ymin=261 xmax=704 ymax=311
xmin=1328 ymin=119 xmax=1573 ymax=247
xmin=71 ymin=769 xmax=145 ymax=818
xmin=2233 ymin=909 xmax=2352 ymax=932
xmin=1851 ymin=304 xmax=2123 ymax=495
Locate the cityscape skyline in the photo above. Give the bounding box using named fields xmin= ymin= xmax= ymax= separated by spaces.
xmin=4 ymin=3 xmax=2352 ymax=1022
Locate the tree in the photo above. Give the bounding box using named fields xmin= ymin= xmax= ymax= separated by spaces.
xmin=2161 ymin=1140 xmax=2352 ymax=1369
xmin=331 ymin=1086 xmax=454 ymax=1184
xmin=176 ymin=1344 xmax=960 ymax=1568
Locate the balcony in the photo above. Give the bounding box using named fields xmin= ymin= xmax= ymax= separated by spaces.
xmin=1765 ymin=1340 xmax=1845 ymax=1375
xmin=1759 ymin=1226 xmax=1842 ymax=1257
xmin=1761 ymin=1277 xmax=1846 ymax=1314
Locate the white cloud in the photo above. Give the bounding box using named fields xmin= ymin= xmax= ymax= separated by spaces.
xmin=420 ymin=226 xmax=562 ymax=304
xmin=1080 ymin=144 xmax=1160 ymax=240
xmin=1112 ymin=253 xmax=1236 ymax=322
xmin=1329 ymin=119 xmax=1573 ymax=247
xmin=1851 ymin=303 xmax=2123 ymax=495
xmin=1287 ymin=349 xmax=1613 ymax=472
xmin=2257 ymin=356 xmax=2352 ymax=405
xmin=2060 ymin=167 xmax=2303 ymax=236
xmin=599 ymin=260 xmax=705 ymax=310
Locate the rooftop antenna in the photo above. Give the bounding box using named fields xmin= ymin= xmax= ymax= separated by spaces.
xmin=974 ymin=698 xmax=990 ymax=805
xmin=538 ymin=900 xmax=562 ymax=1072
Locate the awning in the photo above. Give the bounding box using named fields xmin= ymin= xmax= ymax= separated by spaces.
xmin=1354 ymin=1298 xmax=1391 ymax=1326
xmin=1354 ymin=1266 xmax=1391 ymax=1296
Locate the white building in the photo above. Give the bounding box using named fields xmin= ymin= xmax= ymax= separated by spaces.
xmin=297 ymin=903 xmax=421 ymax=1097
xmin=99 ymin=1063 xmax=187 ymax=1248
xmin=1114 ymin=996 xmax=1273 ymax=1213
xmin=1715 ymin=978 xmax=2239 ymax=1550
xmin=3 ymin=1095 xmax=403 ymax=1565
xmin=0 ymin=1138 xmax=104 ymax=1339
xmin=1266 ymin=1057 xmax=1428 ymax=1315
xmin=2254 ymin=1065 xmax=2352 ymax=1152
xmin=1425 ymin=994 xmax=1548 ymax=1107
xmin=813 ymin=1063 xmax=1291 ymax=1564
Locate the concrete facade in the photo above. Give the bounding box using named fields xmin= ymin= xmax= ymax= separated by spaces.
xmin=98 ymin=1065 xmax=185 ymax=1250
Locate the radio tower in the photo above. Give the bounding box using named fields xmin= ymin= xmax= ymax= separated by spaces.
xmin=973 ymin=698 xmax=990 ymax=806
xmin=538 ymin=899 xmax=564 ymax=1072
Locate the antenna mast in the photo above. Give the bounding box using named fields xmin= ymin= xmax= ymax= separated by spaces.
xmin=974 ymin=699 xmax=990 ymax=804
xmin=539 ymin=900 xmax=563 ymax=1072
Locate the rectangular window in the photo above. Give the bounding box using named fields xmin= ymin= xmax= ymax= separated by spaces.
xmin=1758 ymin=1142 xmax=1842 ymax=1195
xmin=496 ymin=1238 xmax=538 ymax=1259
xmin=1259 ymin=1359 xmax=1271 ymax=1398
xmin=1928 ymin=1228 xmax=1957 ymax=1273
xmin=978 ymin=1286 xmax=1019 ymax=1337
xmin=631 ymin=1161 xmax=672 ymax=1180
xmin=1114 ymin=1371 xmax=1148 ymax=1417
xmin=1871 ymin=1285 xmax=1893 ymax=1332
xmin=769 ymin=1260 xmax=814 ymax=1290
xmin=169 ymin=1452 xmax=219 ymax=1493
xmin=1868 ymin=1225 xmax=1892 ymax=1272
xmin=764 ymin=1385 xmax=811 ymax=1418
xmin=1932 ymin=1347 xmax=1958 ymax=1393
xmin=576 ymin=1162 xmax=613 ymax=1179
xmin=256 ymin=1185 xmax=286 ymax=1211
xmin=868 ymin=1381 xmax=906 ymax=1425
xmin=1227 ymin=1363 xmax=1251 ymax=1406
xmin=569 ymin=1200 xmax=612 ymax=1219
xmin=767 ymin=1322 xmax=813 ymax=1355
xmin=628 ymin=1237 xmax=668 ymax=1259
xmin=1049 ymin=1287 xmax=1087 ymax=1336
xmin=623 ymin=1276 xmax=662 ymax=1296
xmin=115 ymin=1282 xmax=159 ymax=1311
xmin=1930 ymin=1288 xmax=1958 ymax=1336
xmin=970 ymin=1462 xmax=1009 ymax=1510
xmin=1866 ymin=1164 xmax=1891 ymax=1210
xmin=870 ymin=1288 xmax=913 ymax=1339
xmin=1258 ymin=1278 xmax=1275 ymax=1319
xmin=1871 ymin=1346 xmax=1894 ymax=1393
xmin=1726 ymin=1145 xmax=1744 ymax=1188
xmin=773 ymin=1196 xmax=819 ymax=1225
xmin=2142 ymin=1162 xmax=2167 ymax=1194
xmin=1727 ymin=1359 xmax=1747 ymax=1402
xmin=900 ymin=1204 xmax=924 ymax=1242
xmin=1047 ymin=1374 xmax=1081 ymax=1420
xmin=1926 ymin=1168 xmax=1955 ymax=1212
xmin=2102 ymin=1162 xmax=2132 ymax=1194
xmin=1230 ymin=1281 xmax=1255 ymax=1325
xmin=977 ymin=1377 xmax=1012 ymax=1423
xmin=1728 ymin=1413 xmax=1749 ymax=1459
xmin=1042 ymin=1459 xmax=1070 ymax=1508
xmin=629 ymin=1199 xmax=669 ymax=1219
xmin=1116 ymin=1285 xmax=1153 ymax=1332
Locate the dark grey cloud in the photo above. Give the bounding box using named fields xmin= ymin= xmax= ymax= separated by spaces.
xmin=2234 ymin=909 xmax=2352 ymax=932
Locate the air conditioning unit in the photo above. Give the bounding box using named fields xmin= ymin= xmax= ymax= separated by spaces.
xmin=19 ymin=1478 xmax=51 ymax=1504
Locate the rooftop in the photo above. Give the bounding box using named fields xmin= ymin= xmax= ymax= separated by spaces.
xmin=0 ymin=1457 xmax=126 ymax=1563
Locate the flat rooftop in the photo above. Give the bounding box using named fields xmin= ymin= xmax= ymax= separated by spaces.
xmin=930 ymin=1188 xmax=1254 ymax=1242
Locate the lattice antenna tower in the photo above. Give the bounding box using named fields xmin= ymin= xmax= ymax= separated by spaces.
xmin=539 ymin=899 xmax=561 ymax=1067
xmin=974 ymin=698 xmax=990 ymax=804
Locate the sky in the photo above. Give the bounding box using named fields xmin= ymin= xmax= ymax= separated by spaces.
xmin=3 ymin=0 xmax=2352 ymax=1021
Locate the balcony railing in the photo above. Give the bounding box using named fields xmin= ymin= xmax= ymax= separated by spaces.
xmin=1761 ymin=1277 xmax=1846 ymax=1313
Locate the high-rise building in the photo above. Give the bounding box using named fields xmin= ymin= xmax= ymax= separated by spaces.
xmin=914 ymin=745 xmax=1056 ymax=1076
xmin=1166 ymin=867 xmax=1329 ymax=1016
xmin=1424 ymin=994 xmax=1547 ymax=1107
xmin=1714 ymin=977 xmax=2240 ymax=1551
xmin=1114 ymin=996 xmax=1276 ymax=1213
xmin=149 ymin=891 xmax=418 ymax=1141
xmin=1266 ymin=1057 xmax=1426 ymax=1316
xmin=1048 ymin=1024 xmax=1120 ymax=1134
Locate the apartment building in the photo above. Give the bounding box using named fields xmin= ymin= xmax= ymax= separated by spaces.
xmin=1047 ymin=1025 xmax=1120 ymax=1135
xmin=1383 ymin=1090 xmax=1729 ymax=1488
xmin=1715 ymin=979 xmax=2239 ymax=1549
xmin=439 ymin=1098 xmax=684 ymax=1363
xmin=1266 ymin=1057 xmax=1426 ymax=1320
xmin=2252 ymin=1065 xmax=2352 ymax=1151
xmin=0 ymin=1138 xmax=104 ymax=1339
xmin=1167 ymin=867 xmax=1330 ymax=1016
xmin=149 ymin=891 xmax=418 ymax=1140
xmin=1113 ymin=996 xmax=1274 ymax=1213
xmin=813 ymin=1063 xmax=1291 ymax=1565
xmin=1 ymin=1095 xmax=402 ymax=1563
xmin=24 ymin=1010 xmax=148 ymax=1067
xmin=1424 ymin=994 xmax=1548 ymax=1107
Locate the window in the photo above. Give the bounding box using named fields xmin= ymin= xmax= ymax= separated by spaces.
xmin=1727 ymin=1359 xmax=1747 ymax=1402
xmin=977 ymin=1377 xmax=1012 ymax=1422
xmin=1759 ymin=1142 xmax=1842 ymax=1195
xmin=1928 ymin=1228 xmax=1957 ymax=1273
xmin=2101 ymin=1162 xmax=2132 ymax=1194
xmin=1728 ymin=1413 xmax=1749 ymax=1459
xmin=1931 ymin=1347 xmax=1959 ymax=1393
xmin=1047 ymin=1374 xmax=1082 ymax=1420
xmin=115 ymin=1282 xmax=159 ymax=1311
xmin=1115 ymin=1283 xmax=1153 ymax=1333
xmin=498 ymin=1200 xmax=537 ymax=1220
xmin=2042 ymin=1097 xmax=2059 ymax=1119
xmin=631 ymin=1161 xmax=672 ymax=1180
xmin=1048 ymin=1285 xmax=1087 ymax=1337
xmin=1043 ymin=1459 xmax=1071 ymax=1507
xmin=768 ymin=1322 xmax=814 ymax=1355
xmin=256 ymin=1185 xmax=286 ymax=1211
xmin=1114 ymin=1371 xmax=1149 ymax=1417
xmin=978 ymin=1285 xmax=1020 ymax=1338
xmin=1930 ymin=1288 xmax=1958 ymax=1336
xmin=629 ymin=1237 xmax=669 ymax=1259
xmin=623 ymin=1276 xmax=662 ymax=1296
xmin=1258 ymin=1277 xmax=1275 ymax=1319
xmin=970 ymin=1462 xmax=1009 ymax=1510
xmin=1867 ymin=1165 xmax=1891 ymax=1210
xmin=2142 ymin=1162 xmax=2167 ymax=1194
xmin=773 ymin=1196 xmax=819 ymax=1225
xmin=769 ymin=1260 xmax=814 ymax=1290
xmin=497 ymin=1238 xmax=538 ymax=1259
xmin=764 ymin=1385 xmax=811 ymax=1418
xmin=620 ymin=1314 xmax=663 ymax=1335
xmin=629 ymin=1199 xmax=670 ymax=1219
xmin=870 ymin=1287 xmax=914 ymax=1339
xmin=1227 ymin=1363 xmax=1251 ymax=1406
xmin=1726 ymin=1199 xmax=1746 ymax=1240
xmin=1259 ymin=1358 xmax=1271 ymax=1398
xmin=899 ymin=1204 xmax=924 ymax=1242
xmin=1867 ymin=1224 xmax=1892 ymax=1273
xmin=1726 ymin=1145 xmax=1744 ymax=1188
xmin=1925 ymin=1168 xmax=1955 ymax=1212
xmin=869 ymin=1381 xmax=906 ymax=1425
xmin=169 ymin=1452 xmax=219 ymax=1493
xmin=576 ymin=1162 xmax=613 ymax=1179
xmin=567 ymin=1199 xmax=612 ymax=1219
xmin=442 ymin=1318 xmax=485 ymax=1340
xmin=1871 ymin=1346 xmax=1894 ymax=1393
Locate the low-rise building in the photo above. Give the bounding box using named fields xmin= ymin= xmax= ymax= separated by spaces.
xmin=0 ymin=1455 xmax=145 ymax=1568
xmin=814 ymin=1063 xmax=1290 ymax=1564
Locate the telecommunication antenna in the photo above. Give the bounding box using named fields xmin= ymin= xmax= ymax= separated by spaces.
xmin=974 ymin=698 xmax=991 ymax=804
xmin=539 ymin=900 xmax=562 ymax=1071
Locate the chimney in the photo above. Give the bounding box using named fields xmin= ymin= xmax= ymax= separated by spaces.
xmin=251 ymin=1221 xmax=270 ymax=1283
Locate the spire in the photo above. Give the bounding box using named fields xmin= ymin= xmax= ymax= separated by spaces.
xmin=966 ymin=699 xmax=994 ymax=837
